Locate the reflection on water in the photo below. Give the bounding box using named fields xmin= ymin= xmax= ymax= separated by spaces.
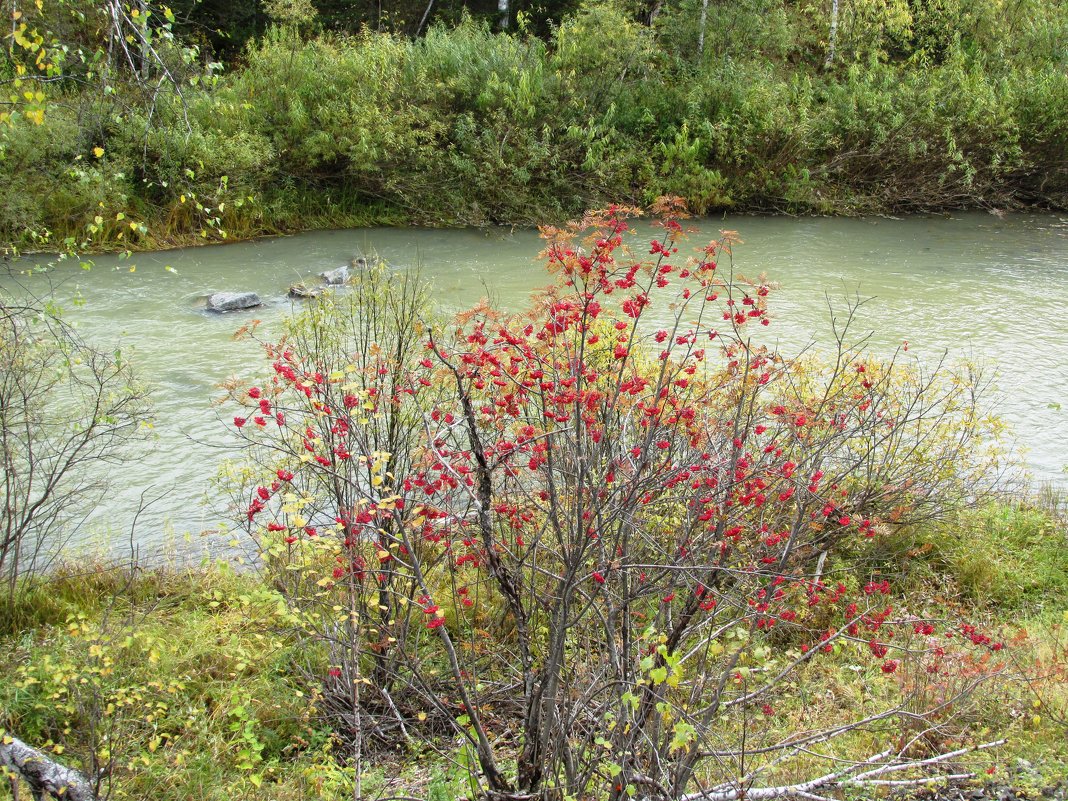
xmin=4 ymin=211 xmax=1067 ymax=556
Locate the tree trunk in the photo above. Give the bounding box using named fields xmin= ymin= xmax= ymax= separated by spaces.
xmin=415 ymin=0 xmax=436 ymax=37
xmin=698 ymin=0 xmax=711 ymax=57
xmin=825 ymin=0 xmax=840 ymax=68
xmin=498 ymin=0 xmax=509 ymax=30
xmin=0 ymin=734 xmax=97 ymax=801
xmin=138 ymin=0 xmax=150 ymax=81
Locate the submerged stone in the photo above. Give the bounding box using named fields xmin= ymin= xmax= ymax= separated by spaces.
xmin=288 ymin=282 xmax=321 ymax=299
xmin=206 ymin=291 xmax=261 ymax=312
xmin=319 ymin=264 xmax=349 ymax=285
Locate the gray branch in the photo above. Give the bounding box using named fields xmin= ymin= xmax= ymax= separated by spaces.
xmin=0 ymin=734 xmax=97 ymax=801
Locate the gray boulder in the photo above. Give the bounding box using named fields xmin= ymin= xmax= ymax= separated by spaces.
xmin=319 ymin=264 xmax=349 ymax=285
xmin=206 ymin=291 xmax=261 ymax=312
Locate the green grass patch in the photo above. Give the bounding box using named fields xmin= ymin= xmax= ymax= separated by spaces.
xmin=2 ymin=519 xmax=1066 ymax=800
xmin=885 ymin=501 xmax=1068 ymax=612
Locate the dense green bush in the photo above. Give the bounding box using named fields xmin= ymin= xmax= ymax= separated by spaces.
xmin=1 ymin=0 xmax=1067 ymax=251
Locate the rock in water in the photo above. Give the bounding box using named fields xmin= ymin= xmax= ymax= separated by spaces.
xmin=206 ymin=291 xmax=261 ymax=312
xmin=288 ymin=282 xmax=321 ymax=299
xmin=319 ymin=264 xmax=349 ymax=285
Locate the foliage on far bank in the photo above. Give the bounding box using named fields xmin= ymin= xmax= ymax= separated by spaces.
xmin=2 ymin=0 xmax=1067 ymax=253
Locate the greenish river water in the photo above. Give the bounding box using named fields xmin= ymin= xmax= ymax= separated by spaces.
xmin=5 ymin=212 xmax=1068 ymax=560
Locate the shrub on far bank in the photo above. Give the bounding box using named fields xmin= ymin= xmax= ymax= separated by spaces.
xmin=3 ymin=1 xmax=1068 ymax=252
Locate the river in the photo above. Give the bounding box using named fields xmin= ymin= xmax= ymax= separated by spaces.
xmin=4 ymin=212 xmax=1067 ymax=561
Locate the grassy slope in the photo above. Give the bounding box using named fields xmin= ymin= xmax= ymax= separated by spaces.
xmin=0 ymin=500 xmax=1065 ymax=799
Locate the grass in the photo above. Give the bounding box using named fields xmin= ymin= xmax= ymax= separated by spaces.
xmin=2 ymin=563 xmax=311 ymax=800
xmin=1 ymin=496 xmax=1066 ymax=800
xmin=0 ymin=561 xmax=471 ymax=800
xmin=866 ymin=500 xmax=1068 ymax=614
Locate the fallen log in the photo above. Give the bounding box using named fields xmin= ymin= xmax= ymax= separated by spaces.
xmin=0 ymin=733 xmax=96 ymax=801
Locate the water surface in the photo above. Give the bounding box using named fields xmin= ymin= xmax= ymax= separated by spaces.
xmin=5 ymin=212 xmax=1067 ymax=558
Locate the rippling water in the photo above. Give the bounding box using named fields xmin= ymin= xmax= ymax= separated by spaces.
xmin=4 ymin=211 xmax=1067 ymax=558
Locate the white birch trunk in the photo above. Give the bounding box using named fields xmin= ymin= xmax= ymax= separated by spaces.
xmin=825 ymin=0 xmax=840 ymax=68
xmin=0 ymin=734 xmax=97 ymax=801
xmin=698 ymin=0 xmax=711 ymax=57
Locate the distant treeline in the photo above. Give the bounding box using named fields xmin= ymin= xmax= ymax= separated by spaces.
xmin=165 ymin=0 xmax=588 ymax=61
xmin=2 ymin=0 xmax=1066 ymax=251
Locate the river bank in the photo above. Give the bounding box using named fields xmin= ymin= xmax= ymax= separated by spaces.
xmin=4 ymin=6 xmax=1067 ymax=255
xmin=2 ymin=493 xmax=1065 ymax=801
